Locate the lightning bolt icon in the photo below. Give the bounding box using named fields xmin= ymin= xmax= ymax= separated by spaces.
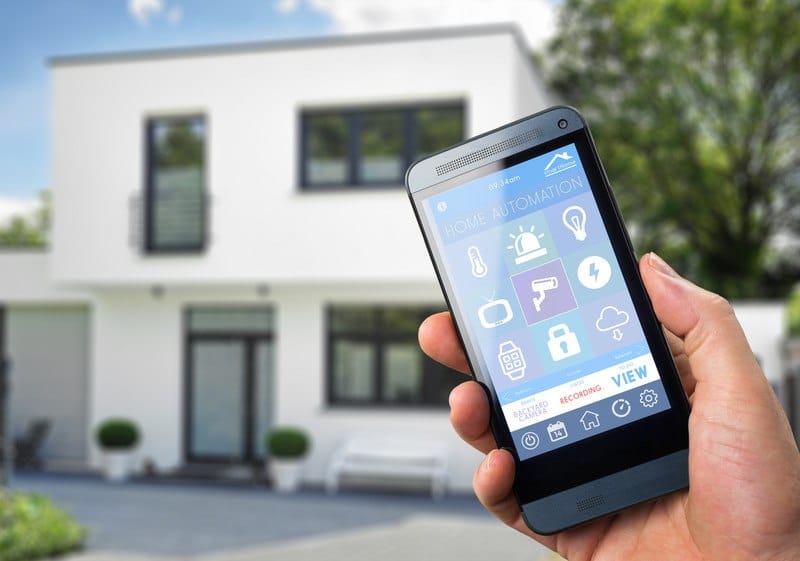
xmin=589 ymin=261 xmax=600 ymax=282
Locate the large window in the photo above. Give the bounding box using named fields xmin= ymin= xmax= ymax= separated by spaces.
xmin=145 ymin=115 xmax=206 ymax=252
xmin=301 ymin=103 xmax=464 ymax=190
xmin=327 ymin=306 xmax=460 ymax=407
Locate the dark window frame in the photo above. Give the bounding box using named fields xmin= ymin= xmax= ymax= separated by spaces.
xmin=325 ymin=305 xmax=459 ymax=409
xmin=299 ymin=101 xmax=466 ymax=191
xmin=144 ymin=114 xmax=208 ymax=254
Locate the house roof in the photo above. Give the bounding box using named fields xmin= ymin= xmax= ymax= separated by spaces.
xmin=49 ymin=24 xmax=530 ymax=67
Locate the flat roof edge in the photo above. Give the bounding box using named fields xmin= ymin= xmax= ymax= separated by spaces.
xmin=49 ymin=24 xmax=528 ymax=67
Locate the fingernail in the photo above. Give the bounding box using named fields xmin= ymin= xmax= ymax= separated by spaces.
xmin=648 ymin=252 xmax=679 ymax=278
xmin=482 ymin=450 xmax=496 ymax=473
xmin=480 ymin=455 xmax=491 ymax=474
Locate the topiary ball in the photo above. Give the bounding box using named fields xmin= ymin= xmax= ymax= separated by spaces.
xmin=266 ymin=427 xmax=310 ymax=459
xmin=96 ymin=418 xmax=140 ymax=450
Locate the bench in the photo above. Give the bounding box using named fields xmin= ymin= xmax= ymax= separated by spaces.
xmin=325 ymin=435 xmax=448 ymax=499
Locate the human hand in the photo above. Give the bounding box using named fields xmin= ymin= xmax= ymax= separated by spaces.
xmin=418 ymin=252 xmax=800 ymax=561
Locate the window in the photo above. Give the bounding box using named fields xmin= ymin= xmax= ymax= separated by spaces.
xmin=145 ymin=115 xmax=206 ymax=252
xmin=327 ymin=306 xmax=460 ymax=407
xmin=301 ymin=103 xmax=464 ymax=190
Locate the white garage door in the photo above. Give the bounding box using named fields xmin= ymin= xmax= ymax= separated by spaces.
xmin=7 ymin=306 xmax=90 ymax=469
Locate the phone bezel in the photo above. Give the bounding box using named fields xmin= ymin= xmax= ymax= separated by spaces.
xmin=406 ymin=106 xmax=690 ymax=503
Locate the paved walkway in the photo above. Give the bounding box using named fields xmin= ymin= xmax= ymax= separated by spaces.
xmin=12 ymin=474 xmax=561 ymax=561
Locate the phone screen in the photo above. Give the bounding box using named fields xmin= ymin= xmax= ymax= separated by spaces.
xmin=419 ymin=142 xmax=672 ymax=461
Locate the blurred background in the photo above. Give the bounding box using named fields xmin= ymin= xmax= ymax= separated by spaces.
xmin=0 ymin=1 xmax=797 ymax=560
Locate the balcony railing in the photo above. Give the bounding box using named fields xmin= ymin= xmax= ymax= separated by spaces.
xmin=129 ymin=192 xmax=212 ymax=254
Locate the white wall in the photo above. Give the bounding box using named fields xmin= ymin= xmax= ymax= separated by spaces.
xmin=514 ymin=37 xmax=552 ymax=117
xmin=51 ymin=29 xmax=542 ymax=287
xmin=88 ymin=281 xmax=484 ymax=490
xmin=733 ymin=302 xmax=786 ymax=384
xmin=0 ymin=252 xmax=88 ymax=303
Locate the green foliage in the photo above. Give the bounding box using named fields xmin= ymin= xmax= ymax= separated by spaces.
xmin=543 ymin=0 xmax=800 ymax=298
xmin=155 ymin=121 xmax=204 ymax=168
xmin=95 ymin=418 xmax=140 ymax=450
xmin=788 ymin=286 xmax=800 ymax=336
xmin=0 ymin=191 xmax=50 ymax=248
xmin=0 ymin=492 xmax=86 ymax=561
xmin=266 ymin=427 xmax=310 ymax=459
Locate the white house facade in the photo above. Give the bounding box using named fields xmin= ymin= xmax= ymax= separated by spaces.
xmin=2 ymin=26 xmax=551 ymax=490
xmin=1 ymin=26 xmax=790 ymax=490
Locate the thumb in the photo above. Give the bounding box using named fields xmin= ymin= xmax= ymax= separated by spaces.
xmin=639 ymin=251 xmax=765 ymax=396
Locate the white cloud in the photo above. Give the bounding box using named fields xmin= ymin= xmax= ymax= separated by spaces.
xmin=286 ymin=0 xmax=558 ymax=49
xmin=166 ymin=5 xmax=183 ymax=24
xmin=128 ymin=0 xmax=183 ymax=26
xmin=274 ymin=0 xmax=300 ymax=14
xmin=0 ymin=196 xmax=38 ymax=227
xmin=128 ymin=0 xmax=164 ymax=25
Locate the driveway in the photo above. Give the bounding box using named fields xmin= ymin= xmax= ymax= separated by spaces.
xmin=12 ymin=474 xmax=559 ymax=561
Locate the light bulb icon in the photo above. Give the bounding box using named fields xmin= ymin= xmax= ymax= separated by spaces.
xmin=562 ymin=205 xmax=587 ymax=241
xmin=467 ymin=246 xmax=488 ymax=278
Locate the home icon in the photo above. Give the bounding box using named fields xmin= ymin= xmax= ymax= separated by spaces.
xmin=579 ymin=410 xmax=600 ymax=431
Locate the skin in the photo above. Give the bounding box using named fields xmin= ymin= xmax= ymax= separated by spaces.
xmin=418 ymin=252 xmax=800 ymax=561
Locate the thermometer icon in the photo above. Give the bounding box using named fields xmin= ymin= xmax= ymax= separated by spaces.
xmin=467 ymin=246 xmax=488 ymax=278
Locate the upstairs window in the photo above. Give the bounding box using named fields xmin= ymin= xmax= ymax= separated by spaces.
xmin=145 ymin=115 xmax=206 ymax=253
xmin=301 ymin=103 xmax=464 ymax=190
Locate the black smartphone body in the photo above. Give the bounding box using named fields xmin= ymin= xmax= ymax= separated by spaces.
xmin=406 ymin=106 xmax=690 ymax=534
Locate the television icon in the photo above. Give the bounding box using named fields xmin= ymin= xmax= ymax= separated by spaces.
xmin=478 ymin=299 xmax=513 ymax=329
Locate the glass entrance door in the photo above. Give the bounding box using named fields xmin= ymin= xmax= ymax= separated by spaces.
xmin=185 ymin=308 xmax=274 ymax=464
xmin=189 ymin=339 xmax=246 ymax=460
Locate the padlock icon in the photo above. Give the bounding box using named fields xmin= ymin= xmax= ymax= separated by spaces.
xmin=547 ymin=323 xmax=581 ymax=361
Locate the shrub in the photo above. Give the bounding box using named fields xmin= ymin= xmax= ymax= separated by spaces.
xmin=788 ymin=286 xmax=800 ymax=337
xmin=266 ymin=427 xmax=310 ymax=459
xmin=95 ymin=418 xmax=140 ymax=450
xmin=0 ymin=492 xmax=87 ymax=561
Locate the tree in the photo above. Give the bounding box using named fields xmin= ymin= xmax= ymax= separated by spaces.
xmin=542 ymin=0 xmax=800 ymax=298
xmin=0 ymin=191 xmax=50 ymax=248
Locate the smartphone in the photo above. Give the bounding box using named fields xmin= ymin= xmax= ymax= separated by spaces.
xmin=406 ymin=106 xmax=690 ymax=534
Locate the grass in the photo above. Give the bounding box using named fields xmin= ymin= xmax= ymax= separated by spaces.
xmin=0 ymin=491 xmax=87 ymax=561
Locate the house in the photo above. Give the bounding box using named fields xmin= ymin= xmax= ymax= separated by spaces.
xmin=579 ymin=410 xmax=600 ymax=431
xmin=0 ymin=26 xmax=551 ymax=491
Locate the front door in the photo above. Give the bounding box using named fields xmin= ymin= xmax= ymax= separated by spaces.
xmin=184 ymin=308 xmax=274 ymax=463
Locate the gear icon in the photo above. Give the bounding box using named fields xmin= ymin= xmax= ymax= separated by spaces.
xmin=639 ymin=388 xmax=658 ymax=408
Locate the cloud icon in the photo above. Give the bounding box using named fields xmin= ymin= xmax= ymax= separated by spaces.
xmin=595 ymin=306 xmax=630 ymax=332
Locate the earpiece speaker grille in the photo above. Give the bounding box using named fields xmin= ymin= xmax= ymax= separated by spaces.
xmin=435 ymin=127 xmax=543 ymax=176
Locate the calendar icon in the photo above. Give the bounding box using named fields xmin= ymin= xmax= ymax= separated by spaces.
xmin=497 ymin=341 xmax=526 ymax=381
xmin=547 ymin=421 xmax=568 ymax=442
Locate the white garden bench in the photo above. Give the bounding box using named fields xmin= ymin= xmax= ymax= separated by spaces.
xmin=325 ymin=435 xmax=448 ymax=499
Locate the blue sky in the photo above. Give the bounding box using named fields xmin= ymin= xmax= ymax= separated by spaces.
xmin=0 ymin=0 xmax=330 ymax=207
xmin=0 ymin=0 xmax=555 ymax=216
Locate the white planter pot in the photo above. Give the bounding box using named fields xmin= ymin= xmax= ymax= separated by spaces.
xmin=103 ymin=450 xmax=132 ymax=482
xmin=270 ymin=459 xmax=304 ymax=493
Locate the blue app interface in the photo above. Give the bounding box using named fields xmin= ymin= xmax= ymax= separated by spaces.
xmin=422 ymin=145 xmax=670 ymax=460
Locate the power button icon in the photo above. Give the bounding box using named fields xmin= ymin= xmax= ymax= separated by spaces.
xmin=521 ymin=431 xmax=540 ymax=450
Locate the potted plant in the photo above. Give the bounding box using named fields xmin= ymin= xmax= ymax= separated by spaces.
xmin=266 ymin=426 xmax=310 ymax=492
xmin=95 ymin=418 xmax=140 ymax=482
